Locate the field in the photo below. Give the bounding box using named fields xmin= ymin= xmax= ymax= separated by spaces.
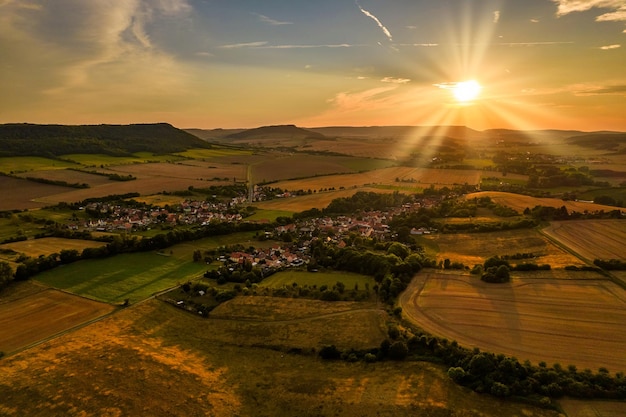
xmin=0 ymin=298 xmax=561 ymax=417
xmin=107 ymin=161 xmax=248 ymax=182
xmin=34 ymin=250 xmax=207 ymax=303
xmin=0 ymin=237 xmax=105 ymax=258
xmin=260 ymin=269 xmax=375 ymax=290
xmin=255 ymin=187 xmax=395 ymax=212
xmin=15 ymin=169 xmax=113 ymax=187
xmin=400 ymin=270 xmax=626 ymax=372
xmin=420 ymin=228 xmax=586 ymax=267
xmin=542 ymin=220 xmax=626 ymax=262
xmin=0 ymin=283 xmax=114 ymax=354
xmin=465 ymin=191 xmax=619 ymax=213
xmin=268 ymin=167 xmax=484 ymax=193
xmin=0 ymin=176 xmax=76 ymax=210
xmin=174 ymin=147 xmax=253 ymax=159
xmin=0 ymin=156 xmax=79 ymax=173
xmin=31 ymin=233 xmax=266 ymax=303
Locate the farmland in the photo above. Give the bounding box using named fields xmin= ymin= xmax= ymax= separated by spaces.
xmin=542 ymin=219 xmax=626 ymax=262
xmin=0 ymin=237 xmax=105 ymax=259
xmin=465 ymin=191 xmax=620 ymax=214
xmin=0 ymin=283 xmax=114 ymax=354
xmin=400 ymin=270 xmax=626 ymax=372
xmin=420 ymin=228 xmax=586 ymax=267
xmin=0 ymin=298 xmax=561 ymax=417
xmin=260 ymin=269 xmax=375 ymax=291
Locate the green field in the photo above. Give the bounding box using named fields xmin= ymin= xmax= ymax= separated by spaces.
xmin=32 ymin=231 xmax=274 ymax=303
xmin=260 ymin=269 xmax=375 ymax=289
xmin=34 ymin=250 xmax=208 ymax=303
xmin=0 ymin=156 xmax=79 ymax=173
xmin=175 ymin=148 xmax=252 ymax=159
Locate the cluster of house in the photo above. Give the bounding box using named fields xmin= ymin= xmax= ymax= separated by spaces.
xmin=76 ymin=199 xmax=244 ymax=232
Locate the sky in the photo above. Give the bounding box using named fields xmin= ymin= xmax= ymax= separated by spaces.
xmin=1 ymin=0 xmax=625 ymax=131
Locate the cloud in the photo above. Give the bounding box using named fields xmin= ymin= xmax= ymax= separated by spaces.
xmin=218 ymin=41 xmax=268 ymax=49
xmin=574 ymin=84 xmax=626 ymax=95
xmin=254 ymin=13 xmax=293 ymax=26
xmin=530 ymin=19 xmax=540 ymax=23
xmin=493 ymin=11 xmax=500 ymax=24
xmin=381 ymin=77 xmax=410 ymax=84
xmin=355 ymin=0 xmax=393 ymax=42
xmin=600 ymin=44 xmax=621 ymax=49
xmin=552 ymin=0 xmax=626 ymax=22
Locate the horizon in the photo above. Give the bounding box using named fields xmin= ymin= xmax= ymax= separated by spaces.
xmin=2 ymin=0 xmax=625 ymax=131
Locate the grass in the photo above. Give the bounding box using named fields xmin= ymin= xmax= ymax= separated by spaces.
xmin=260 ymin=269 xmax=375 ymax=290
xmin=34 ymin=250 xmax=208 ymax=303
xmin=0 ymin=156 xmax=79 ymax=173
xmin=0 ymin=237 xmax=104 ymax=258
xmin=340 ymin=158 xmax=397 ymax=172
xmin=0 ymin=298 xmax=563 ymax=416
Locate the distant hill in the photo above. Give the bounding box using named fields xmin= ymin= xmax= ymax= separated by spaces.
xmin=567 ymin=133 xmax=626 ymax=152
xmin=0 ymin=123 xmax=211 ymax=157
xmin=226 ymin=125 xmax=327 ymax=140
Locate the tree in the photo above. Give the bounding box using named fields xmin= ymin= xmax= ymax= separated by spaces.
xmin=388 ymin=341 xmax=409 ymax=360
xmin=0 ymin=261 xmax=13 ymax=289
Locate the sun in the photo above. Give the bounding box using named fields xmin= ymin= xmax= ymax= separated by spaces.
xmin=452 ymin=80 xmax=482 ymax=103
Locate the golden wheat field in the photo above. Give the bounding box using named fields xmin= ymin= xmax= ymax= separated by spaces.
xmin=542 ymin=220 xmax=626 ymax=262
xmin=0 ymin=298 xmax=561 ymax=417
xmin=400 ymin=270 xmax=626 ymax=372
xmin=0 ymin=237 xmax=105 ymax=258
xmin=466 ymin=191 xmax=620 ymax=213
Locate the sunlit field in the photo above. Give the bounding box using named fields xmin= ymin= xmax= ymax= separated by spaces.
xmin=0 ymin=156 xmax=79 ymax=173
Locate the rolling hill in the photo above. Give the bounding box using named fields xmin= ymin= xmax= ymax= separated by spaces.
xmin=0 ymin=123 xmax=211 ymax=157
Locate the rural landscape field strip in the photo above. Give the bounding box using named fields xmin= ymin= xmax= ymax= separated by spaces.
xmin=400 ymin=272 xmax=626 ymax=372
xmin=542 ymin=220 xmax=626 ymax=261
xmin=0 ymin=288 xmax=114 ymax=354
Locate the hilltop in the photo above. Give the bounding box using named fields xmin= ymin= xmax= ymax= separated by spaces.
xmin=0 ymin=123 xmax=211 ymax=157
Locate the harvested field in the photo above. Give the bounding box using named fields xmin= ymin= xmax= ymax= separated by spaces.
xmin=0 ymin=299 xmax=561 ymax=417
xmin=15 ymin=169 xmax=113 ymax=187
xmin=0 ymin=176 xmax=76 ymax=210
xmin=400 ymin=270 xmax=626 ymax=372
xmin=422 ymin=228 xmax=585 ymax=267
xmin=465 ymin=191 xmax=621 ymax=214
xmin=0 ymin=237 xmax=105 ymax=258
xmin=542 ymin=220 xmax=626 ymax=262
xmin=108 ymin=161 xmax=247 ymax=182
xmin=0 ymin=286 xmax=114 ymax=354
xmin=269 ymin=167 xmax=482 ymax=192
xmin=33 ymin=176 xmax=215 ymax=205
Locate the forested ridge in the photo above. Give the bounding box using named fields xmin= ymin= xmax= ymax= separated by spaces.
xmin=0 ymin=123 xmax=211 ymax=157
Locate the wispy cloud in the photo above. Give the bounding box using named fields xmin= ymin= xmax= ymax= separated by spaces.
xmin=600 ymin=44 xmax=621 ymax=50
xmin=574 ymin=83 xmax=626 ymax=95
xmin=530 ymin=18 xmax=540 ymax=23
xmin=381 ymin=77 xmax=410 ymax=84
xmin=493 ymin=11 xmax=501 ymax=24
xmin=254 ymin=13 xmax=293 ymax=26
xmin=355 ymin=0 xmax=393 ymax=42
xmin=218 ymin=41 xmax=268 ymax=49
xmin=552 ymin=0 xmax=626 ymax=22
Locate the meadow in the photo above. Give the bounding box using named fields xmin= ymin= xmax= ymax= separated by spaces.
xmin=400 ymin=270 xmax=626 ymax=373
xmin=260 ymin=269 xmax=375 ymax=291
xmin=0 ymin=298 xmax=562 ymax=417
xmin=465 ymin=191 xmax=619 ymax=213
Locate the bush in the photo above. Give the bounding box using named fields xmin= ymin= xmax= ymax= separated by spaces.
xmin=388 ymin=341 xmax=409 ymax=361
xmin=319 ymin=345 xmax=341 ymax=360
